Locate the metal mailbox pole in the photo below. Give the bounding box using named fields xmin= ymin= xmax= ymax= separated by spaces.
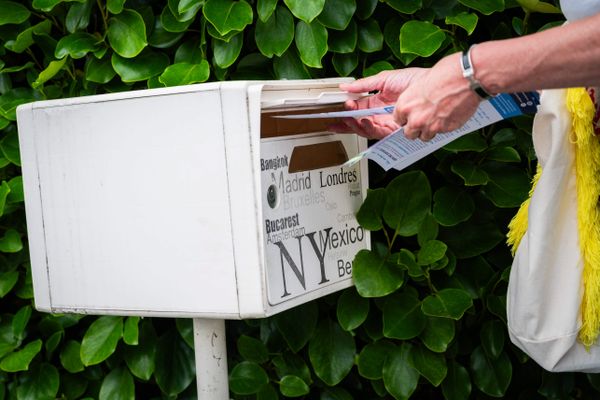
xmin=193 ymin=318 xmax=230 ymax=400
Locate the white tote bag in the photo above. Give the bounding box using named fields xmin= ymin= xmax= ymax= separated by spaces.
xmin=507 ymin=88 xmax=600 ymax=372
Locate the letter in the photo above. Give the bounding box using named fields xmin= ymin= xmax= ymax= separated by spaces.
xmin=306 ymin=228 xmax=332 ymax=285
xmin=338 ymin=259 xmax=346 ymax=277
xmin=274 ymin=236 xmax=306 ymax=298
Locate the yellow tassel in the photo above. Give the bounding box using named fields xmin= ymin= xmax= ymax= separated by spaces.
xmin=567 ymin=88 xmax=600 ymax=347
xmin=507 ymin=164 xmax=542 ymax=255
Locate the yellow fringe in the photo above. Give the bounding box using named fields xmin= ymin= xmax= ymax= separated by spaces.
xmin=507 ymin=164 xmax=542 ymax=255
xmin=567 ymin=88 xmax=600 ymax=347
xmin=506 ymin=88 xmax=600 ymax=346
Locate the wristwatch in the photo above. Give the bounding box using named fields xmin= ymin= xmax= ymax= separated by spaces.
xmin=461 ymin=45 xmax=494 ymax=100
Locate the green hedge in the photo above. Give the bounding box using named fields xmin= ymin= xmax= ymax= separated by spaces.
xmin=0 ymin=0 xmax=598 ymax=399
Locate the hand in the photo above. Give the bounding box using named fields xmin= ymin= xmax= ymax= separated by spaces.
xmin=393 ymin=53 xmax=481 ymax=141
xmin=329 ymin=68 xmax=427 ymax=139
xmin=332 ymin=52 xmax=482 ymax=141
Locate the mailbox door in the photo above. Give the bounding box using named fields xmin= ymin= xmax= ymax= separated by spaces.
xmin=18 ymin=87 xmax=241 ymax=317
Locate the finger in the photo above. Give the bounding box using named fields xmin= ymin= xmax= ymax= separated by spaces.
xmin=328 ymin=122 xmax=355 ymax=133
xmin=419 ymin=131 xmax=436 ymax=142
xmin=403 ymin=125 xmax=420 ymax=140
xmin=339 ymin=72 xmax=390 ymax=93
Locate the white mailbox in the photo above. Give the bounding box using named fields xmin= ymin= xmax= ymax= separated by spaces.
xmin=16 ymin=79 xmax=370 ymax=320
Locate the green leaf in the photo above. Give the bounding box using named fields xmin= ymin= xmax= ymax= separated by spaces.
xmin=397 ymin=249 xmax=423 ymax=278
xmin=400 ymin=21 xmax=445 ymax=57
xmin=332 ymin=52 xmax=358 ymax=76
xmin=356 ymin=188 xmax=386 ymax=231
xmin=171 ymin=0 xmax=203 ymax=20
xmin=283 ymin=0 xmax=325 ymax=23
xmin=364 ymin=60 xmax=394 ymax=77
xmin=383 ymin=343 xmax=419 ymax=400
xmin=159 ymin=61 xmax=210 ymax=86
xmin=384 ymin=17 xmax=403 ymax=60
xmin=433 ymin=186 xmax=474 ymax=227
xmin=444 ymin=132 xmax=487 ymax=152
xmin=0 ymin=339 xmax=41 ymax=372
xmin=357 ymin=20 xmax=383 ymax=53
xmin=12 ymin=305 xmax=31 ymax=340
xmin=383 ymin=293 xmax=426 ymax=340
xmin=66 ymin=0 xmax=94 ymax=32
xmin=481 ymin=320 xmax=505 ymax=359
xmin=337 ymin=288 xmax=369 ymax=331
xmin=0 ymin=229 xmax=22 ymax=253
xmin=62 ymin=373 xmax=88 ymax=399
xmin=357 ymin=340 xmax=395 ymax=380
xmin=108 ymin=9 xmax=148 ymax=58
xmin=0 ymin=1 xmax=31 ymax=25
xmin=4 ymin=20 xmax=52 ymax=53
xmin=99 ymin=366 xmax=135 ymax=400
xmin=55 ymin=33 xmax=100 ymax=59
xmin=237 ymin=335 xmax=269 ymax=364
xmin=308 ymin=319 xmax=355 ymax=386
xmin=410 ymin=344 xmax=447 ymax=386
xmin=486 ymin=146 xmax=521 ymax=163
xmin=420 ymin=317 xmax=455 ymax=353
xmin=175 ymin=39 xmax=205 ymax=64
xmin=148 ymin=18 xmax=185 ymax=48
xmin=421 ymin=288 xmax=473 ymax=319
xmin=295 ymin=20 xmax=328 ymax=68
xmin=0 ymin=181 xmax=10 ymax=217
xmin=446 ymin=12 xmax=478 ymax=35
xmin=123 ymin=317 xmax=139 ymax=346
xmin=272 ymin=352 xmax=312 ymax=384
xmin=274 ymin=48 xmax=310 ymax=79
xmin=112 ymin=50 xmax=169 ymax=83
xmin=453 ymin=256 xmax=495 ymax=299
xmin=85 ymin=56 xmax=116 ymax=84
xmin=32 ymin=0 xmax=83 ymax=12
xmin=356 ymin=0 xmax=377 ymax=19
xmin=482 ymin=164 xmax=530 ymax=207
xmin=383 ymin=0 xmax=421 ymax=14
xmin=384 ymin=171 xmax=431 ymax=237
xmin=155 ymin=329 xmax=195 ymax=395
xmin=230 ymin=361 xmax=269 ymax=395
xmin=16 ymin=363 xmax=59 ymax=400
xmin=60 ymin=340 xmax=84 ymax=373
xmin=107 ymin=0 xmax=125 ymax=14
xmin=32 ymin=58 xmax=68 ymax=89
xmin=329 ymin=19 xmax=357 ymax=53
xmin=440 ymin=221 xmax=504 ymax=258
xmin=442 ymin=361 xmax=472 ymax=400
xmin=417 ymin=240 xmax=447 ymax=266
xmin=123 ymin=320 xmax=156 ymax=381
xmin=458 ymin=0 xmax=505 ymax=15
xmin=0 ymin=270 xmax=18 ymax=298
xmin=257 ymin=0 xmax=277 ymax=22
xmin=279 ymin=375 xmax=310 ymax=397
xmin=470 ymin=346 xmax=511 ymax=397
xmin=213 ymin=32 xmax=243 ymax=68
xmin=161 ymin=6 xmax=194 ymax=32
xmin=451 ymin=160 xmax=489 ymax=186
xmin=257 ymin=383 xmax=278 ymax=400
xmin=317 ymin=0 xmax=356 ymax=30
xmin=353 ymin=249 xmax=404 ymax=298
xmin=255 ymin=6 xmax=294 ymax=58
xmin=175 ymin=318 xmax=194 ymax=349
xmin=203 ymin=0 xmax=253 ymax=36
xmin=517 ymin=0 xmax=561 ymax=13
xmin=274 ymin=302 xmax=318 ymax=352
xmin=80 ymin=316 xmax=123 ymax=366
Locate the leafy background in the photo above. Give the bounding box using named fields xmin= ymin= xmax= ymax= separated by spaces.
xmin=0 ymin=0 xmax=596 ymax=399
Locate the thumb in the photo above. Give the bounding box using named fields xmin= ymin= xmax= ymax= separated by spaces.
xmin=340 ymin=72 xmax=390 ymax=93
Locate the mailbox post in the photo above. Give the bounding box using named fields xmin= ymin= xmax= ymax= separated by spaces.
xmin=16 ymin=79 xmax=369 ymax=398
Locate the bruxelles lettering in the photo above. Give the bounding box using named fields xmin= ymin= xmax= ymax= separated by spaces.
xmin=273 ymin=224 xmax=364 ymax=298
xmin=261 ymin=155 xmax=289 ymax=171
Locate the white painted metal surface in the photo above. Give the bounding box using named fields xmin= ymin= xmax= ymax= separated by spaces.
xmin=194 ymin=318 xmax=229 ymax=400
xmin=17 ymin=79 xmax=370 ymax=319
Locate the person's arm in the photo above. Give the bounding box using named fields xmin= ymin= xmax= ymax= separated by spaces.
xmin=335 ymin=12 xmax=600 ymax=141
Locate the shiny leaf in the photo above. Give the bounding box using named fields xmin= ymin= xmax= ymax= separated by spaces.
xmin=255 ymin=6 xmax=294 ymax=57
xmin=108 ymin=9 xmax=148 ymax=58
xmin=353 ymin=249 xmax=404 ymax=298
xmin=295 ymin=20 xmax=328 ymax=68
xmin=283 ymin=0 xmax=325 ymax=23
xmin=400 ymin=20 xmax=446 ymax=57
xmin=421 ymin=288 xmax=473 ymax=319
xmin=203 ymin=0 xmax=253 ymax=36
xmin=80 ymin=316 xmax=123 ymax=366
xmin=112 ymin=50 xmax=169 ymax=82
xmin=159 ymin=61 xmax=210 ymax=86
xmin=308 ymin=319 xmax=355 ymax=386
xmin=383 ymin=293 xmax=426 ymax=340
